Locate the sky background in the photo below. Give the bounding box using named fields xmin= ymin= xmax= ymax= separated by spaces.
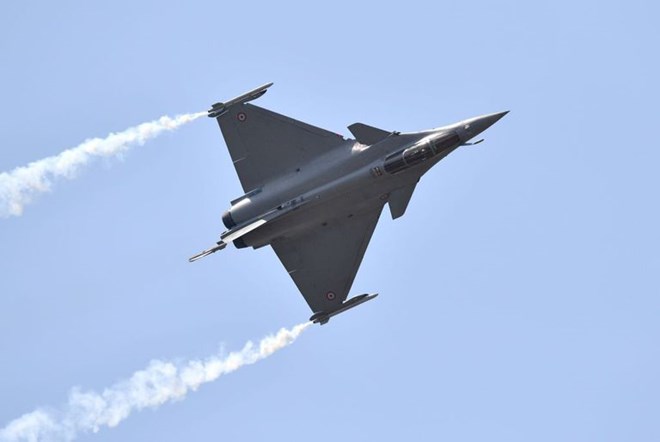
xmin=1 ymin=0 xmax=659 ymax=440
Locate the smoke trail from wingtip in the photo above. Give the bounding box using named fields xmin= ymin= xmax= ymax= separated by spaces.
xmin=0 ymin=322 xmax=312 ymax=442
xmin=0 ymin=111 xmax=206 ymax=218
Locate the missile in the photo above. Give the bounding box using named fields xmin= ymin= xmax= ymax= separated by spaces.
xmin=188 ymin=242 xmax=226 ymax=262
xmin=189 ymin=218 xmax=267 ymax=263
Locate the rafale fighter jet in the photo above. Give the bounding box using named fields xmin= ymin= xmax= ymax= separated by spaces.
xmin=191 ymin=83 xmax=507 ymax=325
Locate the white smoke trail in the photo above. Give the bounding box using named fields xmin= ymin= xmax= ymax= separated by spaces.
xmin=0 ymin=112 xmax=206 ymax=218
xmin=0 ymin=322 xmax=312 ymax=442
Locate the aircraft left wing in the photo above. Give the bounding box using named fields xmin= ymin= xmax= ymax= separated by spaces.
xmin=270 ymin=201 xmax=385 ymax=318
xmin=209 ymin=84 xmax=346 ymax=192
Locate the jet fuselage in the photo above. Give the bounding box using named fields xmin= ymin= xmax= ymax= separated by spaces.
xmin=222 ymin=112 xmax=506 ymax=249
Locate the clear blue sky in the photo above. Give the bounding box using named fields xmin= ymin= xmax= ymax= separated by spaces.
xmin=1 ymin=1 xmax=659 ymax=440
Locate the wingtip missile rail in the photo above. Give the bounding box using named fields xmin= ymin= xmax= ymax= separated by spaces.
xmin=207 ymin=82 xmax=274 ymax=118
xmin=309 ymin=293 xmax=378 ymax=325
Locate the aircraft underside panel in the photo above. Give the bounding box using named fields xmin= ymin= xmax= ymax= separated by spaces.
xmin=215 ymin=103 xmax=346 ymax=192
xmin=270 ymin=200 xmax=385 ymax=314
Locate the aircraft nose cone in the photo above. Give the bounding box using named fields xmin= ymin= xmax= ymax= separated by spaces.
xmin=471 ymin=111 xmax=509 ymax=133
xmin=460 ymin=111 xmax=509 ymax=142
xmin=482 ymin=110 xmax=509 ymax=126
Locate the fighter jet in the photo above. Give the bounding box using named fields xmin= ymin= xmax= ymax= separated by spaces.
xmin=191 ymin=83 xmax=507 ymax=325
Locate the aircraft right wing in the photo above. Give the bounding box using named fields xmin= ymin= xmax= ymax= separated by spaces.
xmin=270 ymin=201 xmax=385 ymax=316
xmin=210 ymin=85 xmax=346 ymax=192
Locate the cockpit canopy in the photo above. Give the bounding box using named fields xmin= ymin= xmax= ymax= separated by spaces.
xmin=383 ymin=131 xmax=460 ymax=174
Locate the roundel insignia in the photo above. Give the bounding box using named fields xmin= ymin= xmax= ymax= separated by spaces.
xmin=326 ymin=291 xmax=336 ymax=301
xmin=237 ymin=112 xmax=247 ymax=122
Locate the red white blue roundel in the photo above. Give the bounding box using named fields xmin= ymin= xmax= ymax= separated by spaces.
xmin=237 ymin=112 xmax=247 ymax=122
xmin=326 ymin=291 xmax=336 ymax=300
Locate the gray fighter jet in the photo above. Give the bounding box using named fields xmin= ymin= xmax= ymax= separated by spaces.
xmin=191 ymin=83 xmax=507 ymax=324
